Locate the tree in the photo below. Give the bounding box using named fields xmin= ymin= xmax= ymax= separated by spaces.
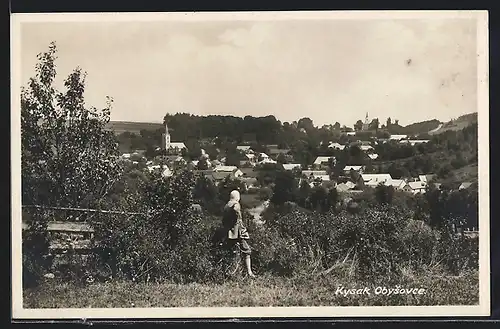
xmin=297 ymin=117 xmax=314 ymax=132
xmin=196 ymin=158 xmax=209 ymax=170
xmin=375 ymin=184 xmax=395 ymax=205
xmin=271 ymin=170 xmax=297 ymax=205
xmin=369 ymin=118 xmax=380 ymax=131
xmin=21 ymin=42 xmax=122 ymax=286
xmin=21 ymin=42 xmax=122 ymax=210
xmin=333 ymin=122 xmax=341 ymax=130
xmin=386 ymin=117 xmax=392 ymax=128
xmin=354 ymin=120 xmax=364 ymax=131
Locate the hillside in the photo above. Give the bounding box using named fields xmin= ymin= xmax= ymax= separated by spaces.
xmin=428 ymin=112 xmax=477 ymax=135
xmin=106 ymin=121 xmax=164 ymax=135
xmin=402 ymin=119 xmax=442 ymax=135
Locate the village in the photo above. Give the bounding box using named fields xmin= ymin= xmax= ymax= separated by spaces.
xmin=118 ymin=114 xmax=474 ymax=197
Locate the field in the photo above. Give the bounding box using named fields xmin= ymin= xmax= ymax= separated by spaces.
xmin=105 ymin=121 xmax=164 ymax=135
xmin=24 ymin=269 xmax=478 ymax=308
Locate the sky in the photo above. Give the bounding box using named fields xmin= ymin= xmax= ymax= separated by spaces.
xmin=18 ymin=15 xmax=479 ymax=127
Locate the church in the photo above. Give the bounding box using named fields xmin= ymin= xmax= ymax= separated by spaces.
xmin=162 ymin=122 xmax=187 ymax=154
xmin=361 ymin=113 xmax=371 ymax=131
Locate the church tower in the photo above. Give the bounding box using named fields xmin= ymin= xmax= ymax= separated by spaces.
xmin=164 ymin=122 xmax=171 ymax=150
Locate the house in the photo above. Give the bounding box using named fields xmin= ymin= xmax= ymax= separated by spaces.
xmin=268 ymin=147 xmax=291 ymax=157
xmin=346 ymin=132 xmax=356 ymax=136
xmin=259 ymin=157 xmax=277 ymax=164
xmin=303 ymin=170 xmax=328 ymax=176
xmin=418 ymin=174 xmax=435 ymax=184
xmin=368 ymin=153 xmax=379 ymax=160
xmin=164 ymin=155 xmax=185 ymax=164
xmin=236 ymin=145 xmax=253 ymax=153
xmin=213 ymin=165 xmax=244 ymax=178
xmin=313 ymin=156 xmax=334 ymax=167
xmin=400 ymin=139 xmax=430 ymax=146
xmin=213 ymin=165 xmax=238 ymax=172
xmin=390 ymin=179 xmax=407 ymax=190
xmin=190 ymin=204 xmax=202 ymax=213
xmin=211 ymin=171 xmax=234 ymax=183
xmin=360 ymin=145 xmax=374 ymax=152
xmin=259 ymin=152 xmax=270 ymax=159
xmin=328 ymin=142 xmax=346 ymax=150
xmin=361 ymin=174 xmax=393 ymax=187
xmin=302 ymin=170 xmax=329 ymax=182
xmin=167 ymin=142 xmax=187 ymax=150
xmin=389 ymin=134 xmax=408 ymax=141
xmin=407 ymin=181 xmax=427 ymax=194
xmin=282 ymin=163 xmax=302 ymax=171
xmin=244 ymin=153 xmax=256 ymax=162
xmin=459 ymin=182 xmax=473 ymax=190
xmin=148 ymin=164 xmax=173 ymax=178
xmin=343 ymin=165 xmax=364 ymax=175
xmin=122 ymin=153 xmax=131 ymax=159
xmin=336 ymin=181 xmax=357 ymax=193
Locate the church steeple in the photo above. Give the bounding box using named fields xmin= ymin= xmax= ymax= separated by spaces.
xmin=164 ymin=122 xmax=171 ymax=149
xmin=365 ymin=112 xmax=369 ymax=124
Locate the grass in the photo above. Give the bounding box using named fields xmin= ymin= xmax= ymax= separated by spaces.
xmin=24 ymin=269 xmax=479 ymax=308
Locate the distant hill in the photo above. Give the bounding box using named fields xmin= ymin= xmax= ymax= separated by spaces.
xmin=402 ymin=119 xmax=442 ymax=136
xmin=384 ymin=112 xmax=477 ymax=136
xmin=106 ymin=121 xmax=164 ymax=135
xmin=428 ymin=112 xmax=478 ymax=135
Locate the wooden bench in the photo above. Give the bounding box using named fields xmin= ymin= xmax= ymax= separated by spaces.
xmin=23 ymin=221 xmax=96 ymax=253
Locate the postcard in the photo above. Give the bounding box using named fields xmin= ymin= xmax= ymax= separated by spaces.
xmin=11 ymin=10 xmax=490 ymax=320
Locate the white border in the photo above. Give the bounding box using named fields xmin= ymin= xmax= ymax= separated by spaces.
xmin=11 ymin=10 xmax=490 ymax=319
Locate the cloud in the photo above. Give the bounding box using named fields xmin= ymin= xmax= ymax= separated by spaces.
xmin=19 ymin=18 xmax=478 ymax=126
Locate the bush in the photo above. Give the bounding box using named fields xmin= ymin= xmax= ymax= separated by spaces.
xmin=22 ymin=210 xmax=51 ymax=288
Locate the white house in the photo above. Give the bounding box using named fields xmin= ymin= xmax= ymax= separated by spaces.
xmin=459 ymin=182 xmax=473 ymax=190
xmin=259 ymin=158 xmax=277 ymax=164
xmin=313 ymin=156 xmax=334 ymax=167
xmin=214 ymin=165 xmax=238 ymax=172
xmin=236 ymin=145 xmax=252 ymax=153
xmin=360 ymin=145 xmax=374 ymax=152
xmin=302 ymin=170 xmax=329 ymax=182
xmin=389 ymin=134 xmax=407 ymax=141
xmin=328 ymin=142 xmax=346 ymax=150
xmin=343 ymin=165 xmax=364 ymax=175
xmin=407 ymin=181 xmax=427 ymax=194
xmin=390 ymin=179 xmax=407 ymax=190
xmin=148 ymin=164 xmax=173 ymax=178
xmin=282 ymin=163 xmax=302 ymax=171
xmin=418 ymin=174 xmax=435 ymax=184
xmin=400 ymin=139 xmax=430 ymax=146
xmin=361 ymin=173 xmax=393 ymax=187
xmin=368 ymin=153 xmax=379 ymax=160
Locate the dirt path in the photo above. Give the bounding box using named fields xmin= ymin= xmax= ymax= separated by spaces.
xmin=247 ymin=200 xmax=269 ymax=224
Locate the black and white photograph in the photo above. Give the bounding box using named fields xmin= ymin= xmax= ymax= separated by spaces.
xmin=11 ymin=11 xmax=489 ymax=319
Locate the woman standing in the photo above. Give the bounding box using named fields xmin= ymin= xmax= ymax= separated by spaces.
xmin=222 ymin=190 xmax=256 ymax=278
